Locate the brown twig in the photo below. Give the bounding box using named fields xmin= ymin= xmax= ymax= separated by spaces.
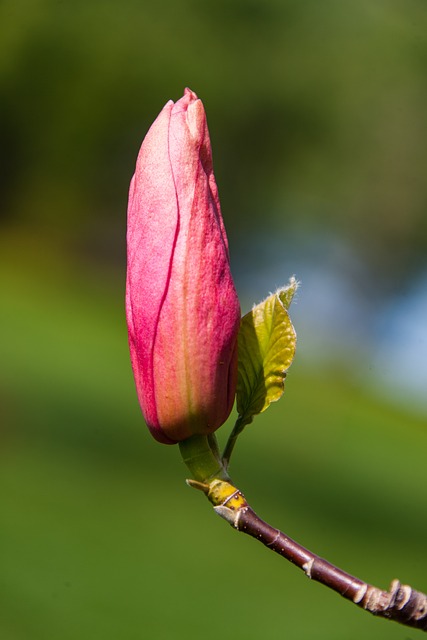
xmin=189 ymin=478 xmax=427 ymax=632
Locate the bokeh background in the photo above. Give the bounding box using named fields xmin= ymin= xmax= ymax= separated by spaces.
xmin=1 ymin=1 xmax=427 ymax=638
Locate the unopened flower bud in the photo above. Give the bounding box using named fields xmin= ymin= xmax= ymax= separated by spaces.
xmin=126 ymin=88 xmax=240 ymax=444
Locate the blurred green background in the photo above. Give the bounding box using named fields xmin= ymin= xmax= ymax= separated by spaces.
xmin=1 ymin=1 xmax=427 ymax=638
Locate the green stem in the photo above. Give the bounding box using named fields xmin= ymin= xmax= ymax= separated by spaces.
xmin=222 ymin=416 xmax=246 ymax=470
xmin=179 ymin=434 xmax=230 ymax=483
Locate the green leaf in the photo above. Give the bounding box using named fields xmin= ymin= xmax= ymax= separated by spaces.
xmin=236 ymin=278 xmax=298 ymax=430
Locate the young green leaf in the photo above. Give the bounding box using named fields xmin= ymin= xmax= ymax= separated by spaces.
xmin=236 ymin=278 xmax=298 ymax=430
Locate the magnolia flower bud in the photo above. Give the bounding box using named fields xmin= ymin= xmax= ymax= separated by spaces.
xmin=126 ymin=88 xmax=240 ymax=444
